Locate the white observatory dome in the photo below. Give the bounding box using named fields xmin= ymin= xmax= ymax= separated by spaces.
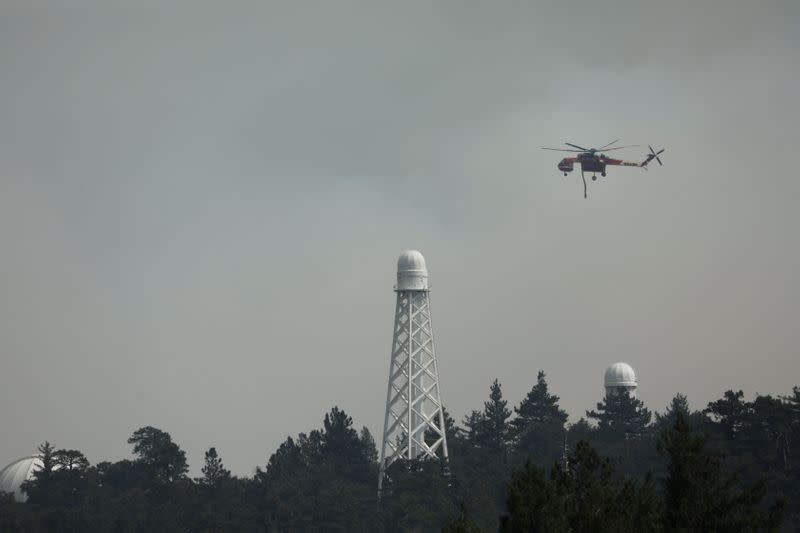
xmin=604 ymin=362 xmax=638 ymax=397
xmin=397 ymin=250 xmax=429 ymax=291
xmin=0 ymin=455 xmax=42 ymax=502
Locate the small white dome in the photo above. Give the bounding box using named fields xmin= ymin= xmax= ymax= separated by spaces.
xmin=396 ymin=250 xmax=429 ymax=291
xmin=0 ymin=456 xmax=41 ymax=502
xmin=604 ymin=362 xmax=638 ymax=389
xmin=397 ymin=250 xmax=427 ymax=274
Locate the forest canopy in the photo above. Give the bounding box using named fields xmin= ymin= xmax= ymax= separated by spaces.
xmin=1 ymin=378 xmax=797 ymax=532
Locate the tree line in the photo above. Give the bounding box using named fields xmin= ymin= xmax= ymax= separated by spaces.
xmin=1 ymin=375 xmax=797 ymax=532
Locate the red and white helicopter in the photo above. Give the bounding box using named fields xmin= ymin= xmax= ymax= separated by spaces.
xmin=542 ymin=140 xmax=665 ymax=198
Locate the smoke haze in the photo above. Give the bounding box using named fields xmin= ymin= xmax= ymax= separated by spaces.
xmin=1 ymin=1 xmax=798 ymax=474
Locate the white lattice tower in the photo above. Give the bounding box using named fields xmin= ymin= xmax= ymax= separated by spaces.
xmin=378 ymin=250 xmax=448 ymax=493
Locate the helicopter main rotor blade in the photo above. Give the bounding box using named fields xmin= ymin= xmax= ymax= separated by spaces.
xmin=565 ymin=142 xmax=590 ymax=151
xmin=597 ymin=145 xmax=641 ymax=152
xmin=541 ymin=147 xmax=583 ymax=152
xmin=597 ymin=139 xmax=620 ymax=150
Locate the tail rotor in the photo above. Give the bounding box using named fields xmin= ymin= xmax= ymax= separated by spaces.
xmin=645 ymin=145 xmax=665 ymax=166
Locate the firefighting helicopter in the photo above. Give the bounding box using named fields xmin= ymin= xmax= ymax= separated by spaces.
xmin=542 ymin=140 xmax=665 ymax=198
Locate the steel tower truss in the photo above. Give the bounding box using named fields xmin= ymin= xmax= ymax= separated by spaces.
xmin=378 ymin=288 xmax=448 ymax=492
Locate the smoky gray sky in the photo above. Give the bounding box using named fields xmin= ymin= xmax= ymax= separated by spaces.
xmin=1 ymin=1 xmax=799 ymax=475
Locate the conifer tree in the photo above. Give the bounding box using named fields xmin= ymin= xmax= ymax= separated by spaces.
xmin=703 ymin=389 xmax=750 ymax=439
xmin=656 ymin=393 xmax=689 ymax=424
xmin=511 ymin=371 xmax=568 ymax=461
xmin=654 ymin=393 xmax=695 ymax=433
xmin=21 ymin=441 xmax=56 ymax=506
xmin=512 ymin=371 xmax=568 ymax=432
xmin=587 ymin=389 xmax=652 ymax=439
xmin=198 ymin=447 xmax=230 ymax=490
xmin=322 ymin=406 xmax=363 ymax=463
xmin=658 ymin=412 xmax=785 ymax=531
xmin=359 ymin=427 xmax=378 ymax=464
xmin=463 ymin=409 xmax=486 ymax=443
xmin=127 ymin=426 xmax=189 ymax=484
xmin=477 ymin=379 xmax=513 ymax=452
xmin=194 ymin=447 xmax=233 ymax=532
xmin=52 ymin=449 xmax=90 ymax=507
xmin=501 ymin=440 xmax=662 ymax=533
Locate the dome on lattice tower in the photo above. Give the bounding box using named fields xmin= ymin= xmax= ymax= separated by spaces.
xmin=396 ymin=250 xmax=429 ymax=291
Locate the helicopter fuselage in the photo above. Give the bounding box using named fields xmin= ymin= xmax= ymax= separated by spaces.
xmin=577 ymin=153 xmax=604 ymax=173
xmin=558 ymin=152 xmax=641 ymax=175
xmin=558 ymin=153 xmax=604 ymax=174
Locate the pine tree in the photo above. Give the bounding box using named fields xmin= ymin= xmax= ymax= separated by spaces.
xmin=512 ymin=371 xmax=568 ymax=431
xmin=256 ymin=407 xmax=379 ymax=531
xmin=53 ymin=450 xmax=89 ymax=472
xmin=783 ymin=385 xmax=800 ymax=415
xmin=511 ymin=371 xmax=568 ymax=462
xmin=704 ymin=389 xmax=750 ymax=439
xmin=654 ymin=393 xmax=692 ymax=431
xmin=477 ymin=379 xmax=513 ymax=452
xmin=587 ymin=389 xmax=652 ymax=439
xmin=748 ymin=395 xmax=790 ymax=466
xmin=501 ymin=459 xmax=570 ymax=533
xmin=198 ymin=447 xmax=230 ymax=490
xmin=567 ymin=418 xmax=593 ymax=445
xmin=20 ymin=441 xmax=56 ymax=506
xmin=781 ymin=386 xmax=800 ymax=467
xmin=322 ymin=406 xmax=373 ymax=468
xmin=52 ymin=449 xmax=90 ymax=508
xmin=359 ymin=427 xmax=378 ymax=464
xmin=463 ymin=410 xmax=486 ymax=443
xmin=658 ymin=412 xmax=785 ymax=531
xmin=194 ymin=447 xmax=233 ymax=532
xmin=457 ymin=380 xmax=515 ymax=528
xmin=501 ymin=440 xmax=662 ymax=533
xmin=127 ymin=426 xmax=188 ymax=484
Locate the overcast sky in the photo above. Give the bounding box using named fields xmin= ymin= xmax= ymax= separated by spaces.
xmin=1 ymin=1 xmax=798 ymax=476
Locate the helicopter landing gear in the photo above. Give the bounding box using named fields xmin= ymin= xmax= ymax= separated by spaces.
xmin=591 ymin=174 xmax=597 ymax=181
xmin=564 ymin=172 xmax=568 ymax=176
xmin=601 ymin=171 xmax=606 ymax=177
